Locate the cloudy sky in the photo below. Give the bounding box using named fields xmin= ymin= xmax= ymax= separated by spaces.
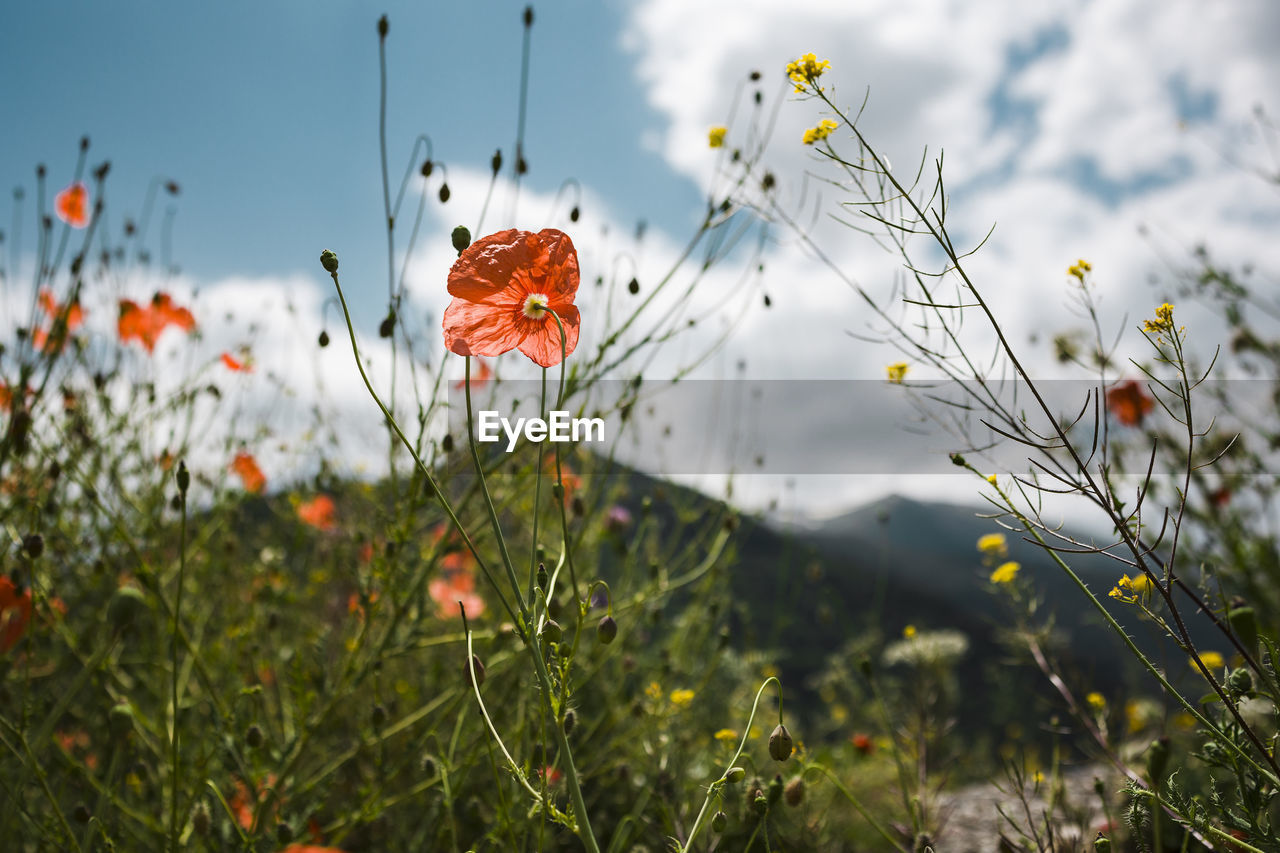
xmin=3 ymin=0 xmax=1277 ymax=522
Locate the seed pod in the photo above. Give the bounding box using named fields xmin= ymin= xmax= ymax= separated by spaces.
xmin=541 ymin=619 xmax=562 ymax=645
xmin=597 ymin=615 xmax=617 ymax=645
xmin=319 ymin=249 xmax=339 ymax=274
xmin=769 ymin=724 xmax=793 ymax=761
xmin=451 ymin=225 xmax=472 ymax=254
xmin=711 ymin=810 xmax=727 ymax=833
xmin=245 ymin=724 xmax=264 ymax=749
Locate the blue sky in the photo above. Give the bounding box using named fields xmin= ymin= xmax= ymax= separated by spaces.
xmin=3 ymin=0 xmax=1278 ymax=518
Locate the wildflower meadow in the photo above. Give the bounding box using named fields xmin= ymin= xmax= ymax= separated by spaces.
xmin=3 ymin=7 xmax=1280 ymax=853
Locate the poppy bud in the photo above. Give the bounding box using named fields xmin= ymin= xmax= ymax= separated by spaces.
xmin=751 ymin=792 xmax=768 ymax=816
xmin=536 ymin=562 xmax=548 ymax=593
xmin=109 ymin=702 xmax=135 ymax=736
xmin=769 ymin=724 xmax=793 ymax=761
xmin=379 ymin=311 xmax=395 ymax=338
xmin=176 ymin=460 xmax=190 ymax=495
xmin=541 ymin=619 xmax=563 ymax=645
xmin=441 ymin=434 xmax=454 ymax=453
xmin=421 ymin=159 xmax=434 ymax=177
xmin=523 ymin=5 xmax=533 ymax=26
xmin=1228 ymin=667 xmax=1253 ymax=695
xmin=749 ymin=70 xmax=761 ymax=81
xmin=165 ymin=181 xmax=180 ymax=195
xmin=763 ymin=294 xmax=772 ymax=308
xmin=377 ymin=14 xmax=388 ymax=37
xmin=276 ymin=822 xmax=294 ymax=844
xmin=1094 ymin=833 xmax=1111 ymax=853
xmin=711 ymin=810 xmax=727 ymax=833
xmin=438 ymin=183 xmax=451 ymax=203
xmin=73 ymin=803 xmax=91 ymax=823
xmin=108 ymin=586 xmax=148 ymax=634
xmin=627 ymin=277 xmax=639 ymax=295
xmin=724 ymin=766 xmax=745 ymax=784
xmin=421 ymin=755 xmax=437 ymax=776
xmin=464 ymin=654 xmax=485 ymax=687
xmin=490 ymin=149 xmax=503 ymax=175
xmin=451 ymin=225 xmax=471 ymax=254
xmin=22 ymin=533 xmax=43 ymax=559
xmin=245 ymin=724 xmax=264 ymax=749
xmin=570 ymin=205 xmax=580 ymax=223
xmin=320 ymin=249 xmax=339 ymax=274
xmin=597 ymin=615 xmax=617 ymax=644
xmin=318 ymin=330 xmax=330 ymax=348
xmin=191 ymin=802 xmax=211 ymax=836
xmin=1146 ymin=736 xmax=1170 ymax=783
xmin=767 ymin=774 xmax=784 ymax=805
xmin=1228 ymin=599 xmax=1258 ymax=651
xmin=950 ymin=452 xmax=967 ymax=466
xmin=516 ymin=156 xmax=528 ymax=176
xmin=785 ymin=776 xmax=805 ymax=806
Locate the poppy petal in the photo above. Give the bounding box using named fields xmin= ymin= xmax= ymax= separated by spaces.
xmin=446 ymin=229 xmax=541 ymax=302
xmin=516 ymin=303 xmax=580 ymax=367
xmin=443 ymin=297 xmax=526 ymax=358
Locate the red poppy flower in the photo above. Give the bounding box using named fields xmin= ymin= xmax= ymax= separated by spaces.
xmin=453 ymin=356 xmax=493 ymax=390
xmin=221 ymin=352 xmax=252 ymax=372
xmin=297 ymin=495 xmax=336 ymax=531
xmin=33 ymin=288 xmax=85 ymax=353
xmin=443 ymin=229 xmax=581 ymax=368
xmin=229 ymin=773 xmax=279 ymax=831
xmin=231 ymin=452 xmax=267 ymax=494
xmin=118 ymin=292 xmax=196 ymax=353
xmin=851 ymin=733 xmax=874 ymax=755
xmin=0 ymin=576 xmax=33 ymax=653
xmin=1106 ymin=379 xmax=1154 ymax=427
xmin=55 ymin=182 xmax=89 ymax=228
xmin=428 ymin=567 xmax=486 ymax=619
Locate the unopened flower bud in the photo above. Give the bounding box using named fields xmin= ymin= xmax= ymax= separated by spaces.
xmin=570 ymin=205 xmax=580 ymax=223
xmin=785 ymin=776 xmax=805 ymax=806
xmin=318 ymin=330 xmax=330 ymax=348
xmin=22 ymin=533 xmax=43 ymax=559
xmin=320 ymin=249 xmax=339 ymax=274
xmin=724 ymin=766 xmax=745 ymax=784
xmin=769 ymin=724 xmax=793 ymax=761
xmin=490 ymin=149 xmax=503 ymax=175
xmin=245 ymin=724 xmax=264 ymax=749
xmin=627 ymin=277 xmax=639 ymax=295
xmin=711 ymin=810 xmax=727 ymax=833
xmin=176 ymin=460 xmax=190 ymax=495
xmin=109 ymin=702 xmax=135 ymax=736
xmin=379 ymin=311 xmax=395 ymax=338
xmin=73 ymin=803 xmax=91 ymax=823
xmin=377 ymin=15 xmax=388 ymax=38
xmin=451 ymin=225 xmax=471 ymax=254
xmin=1228 ymin=667 xmax=1253 ymax=695
xmin=541 ymin=619 xmax=563 ymax=645
xmin=1146 ymin=736 xmax=1170 ymax=783
xmin=438 ymin=183 xmax=451 ymax=203
xmin=1094 ymin=833 xmax=1112 ymax=853
xmin=950 ymin=452 xmax=967 ymax=467
xmin=536 ymin=562 xmax=548 ymax=593
xmin=597 ymin=615 xmax=617 ymax=645
xmin=276 ymin=822 xmax=294 ymax=844
xmin=752 ymin=792 xmax=768 ymax=816
xmin=108 ymin=586 xmax=149 ymax=633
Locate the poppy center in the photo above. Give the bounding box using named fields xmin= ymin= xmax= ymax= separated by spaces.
xmin=522 ymin=293 xmax=550 ymax=320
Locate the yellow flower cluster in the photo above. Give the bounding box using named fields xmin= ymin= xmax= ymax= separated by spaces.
xmin=708 ymin=126 xmax=727 ymax=149
xmin=802 ymin=118 xmax=839 ymax=146
xmin=1108 ymin=573 xmax=1152 ymax=603
xmin=989 ymin=561 xmax=1021 ymax=584
xmin=1143 ymin=302 xmax=1175 ymax=334
xmin=714 ymin=728 xmax=738 ymax=743
xmin=670 ymin=688 xmax=696 ymax=709
xmin=885 ymin=361 xmax=908 ymax=383
xmin=1192 ymin=651 xmax=1225 ymax=670
xmin=977 ymin=533 xmax=1008 ymax=558
xmin=1085 ymin=691 xmax=1106 ymax=712
xmin=786 ymin=52 xmax=831 ymax=92
xmin=1067 ymin=259 xmax=1092 ymax=280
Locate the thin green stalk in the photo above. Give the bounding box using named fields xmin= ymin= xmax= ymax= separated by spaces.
xmin=169 ymin=462 xmax=189 ymax=853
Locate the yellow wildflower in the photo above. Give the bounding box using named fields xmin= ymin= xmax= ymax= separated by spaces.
xmin=986 ymin=474 xmax=998 ymax=486
xmin=977 ymin=533 xmax=1008 ymax=557
xmin=1108 ymin=573 xmax=1152 ymax=603
xmin=714 ymin=728 xmax=738 ymax=743
xmin=670 ymin=688 xmax=696 ymax=708
xmin=902 ymin=624 xmax=917 ymax=639
xmin=1193 ymin=651 xmax=1225 ymax=670
xmin=708 ymin=126 xmax=727 ymax=149
xmin=802 ymin=118 xmax=839 ymax=146
xmin=1143 ymin=302 xmax=1175 ymax=334
xmin=885 ymin=361 xmax=908 ymax=383
xmin=1067 ymin=259 xmax=1092 ymax=280
xmin=785 ymin=53 xmax=831 ymax=92
xmin=989 ymin=561 xmax=1021 ymax=584
xmin=1085 ymin=692 xmax=1106 ymax=712
xmin=1032 ymin=770 xmax=1045 ymax=785
xmin=645 ymin=681 xmax=663 ymax=700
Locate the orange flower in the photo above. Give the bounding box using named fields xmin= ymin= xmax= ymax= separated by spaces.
xmin=443 ymin=228 xmax=581 ymax=368
xmin=229 ymin=774 xmax=279 ymax=831
xmin=428 ymin=567 xmax=486 ymax=619
xmin=453 ymin=356 xmax=493 ymax=390
xmin=851 ymin=733 xmax=874 ymax=755
xmin=1106 ymin=379 xmax=1154 ymax=427
xmin=118 ymin=292 xmax=196 ymax=353
xmin=297 ymin=495 xmax=336 ymax=531
xmin=0 ymin=576 xmax=33 ymax=653
xmin=55 ymin=182 xmax=89 ymax=228
xmin=221 ymin=352 xmax=252 ymax=372
xmin=231 ymin=452 xmax=267 ymax=494
xmin=33 ymin=288 xmax=85 ymax=354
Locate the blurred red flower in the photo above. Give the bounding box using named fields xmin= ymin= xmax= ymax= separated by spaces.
xmin=851 ymin=733 xmax=874 ymax=755
xmin=1106 ymin=379 xmax=1154 ymax=427
xmin=118 ymin=292 xmax=196 ymax=353
xmin=0 ymin=576 xmax=33 ymax=653
xmin=221 ymin=352 xmax=252 ymax=372
xmin=33 ymin=288 xmax=85 ymax=353
xmin=55 ymin=181 xmax=89 ymax=228
xmin=231 ymin=452 xmax=267 ymax=494
xmin=428 ymin=566 xmax=486 ymax=619
xmin=443 ymin=228 xmax=581 ymax=368
xmin=297 ymin=495 xmax=336 ymax=531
